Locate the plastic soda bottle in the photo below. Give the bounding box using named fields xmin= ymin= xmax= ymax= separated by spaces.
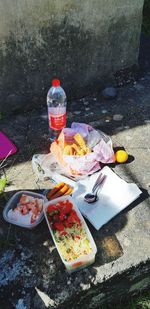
xmin=47 ymin=79 xmax=67 ymax=141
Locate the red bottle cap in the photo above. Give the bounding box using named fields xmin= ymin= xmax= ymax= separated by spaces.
xmin=52 ymin=79 xmax=60 ymax=87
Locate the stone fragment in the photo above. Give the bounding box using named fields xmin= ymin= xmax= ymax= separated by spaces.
xmin=133 ymin=83 xmax=145 ymax=91
xmin=105 ymin=116 xmax=112 ymax=122
xmin=101 ymin=87 xmax=117 ymax=99
xmin=113 ymin=114 xmax=124 ymax=121
xmin=102 ymin=109 xmax=107 ymax=114
xmin=74 ymin=111 xmax=81 ymax=115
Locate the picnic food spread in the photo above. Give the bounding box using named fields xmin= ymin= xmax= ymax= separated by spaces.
xmin=7 ymin=194 xmax=43 ymax=225
xmin=3 ymin=120 xmax=138 ymax=273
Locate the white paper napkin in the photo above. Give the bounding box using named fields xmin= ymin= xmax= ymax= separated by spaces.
xmin=72 ymin=166 xmax=142 ymax=230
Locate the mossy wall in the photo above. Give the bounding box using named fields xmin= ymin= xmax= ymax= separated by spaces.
xmin=0 ymin=0 xmax=144 ymax=112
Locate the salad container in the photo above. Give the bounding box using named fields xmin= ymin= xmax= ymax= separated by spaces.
xmin=44 ymin=195 xmax=97 ymax=273
xmin=3 ymin=190 xmax=47 ymax=229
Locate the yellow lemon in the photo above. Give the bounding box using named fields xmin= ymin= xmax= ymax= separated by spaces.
xmin=115 ymin=150 xmax=128 ymax=163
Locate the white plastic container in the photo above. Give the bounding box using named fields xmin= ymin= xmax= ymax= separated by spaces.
xmin=44 ymin=195 xmax=97 ymax=273
xmin=3 ymin=190 xmax=47 ymax=229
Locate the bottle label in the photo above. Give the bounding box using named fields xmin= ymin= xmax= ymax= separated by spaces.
xmin=49 ymin=113 xmax=66 ymax=130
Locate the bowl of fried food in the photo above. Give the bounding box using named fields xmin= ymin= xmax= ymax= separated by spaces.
xmin=49 ymin=122 xmax=115 ymax=178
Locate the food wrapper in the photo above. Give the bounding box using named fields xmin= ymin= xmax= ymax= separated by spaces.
xmin=32 ymin=123 xmax=114 ymax=180
xmin=49 ymin=123 xmax=114 ymax=178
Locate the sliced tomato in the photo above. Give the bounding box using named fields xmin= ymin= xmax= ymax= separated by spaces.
xmin=52 ymin=222 xmax=64 ymax=231
xmin=59 ymin=212 xmax=66 ymax=221
xmin=74 ymin=235 xmax=81 ymax=240
xmin=63 ymin=220 xmax=73 ymax=228
xmin=61 ymin=201 xmax=73 ymax=214
xmin=47 ymin=214 xmax=53 ymax=223
xmin=52 ymin=214 xmax=60 ymax=222
xmin=67 ymin=210 xmax=81 ymax=225
xmin=54 ymin=200 xmax=72 ymax=212
xmin=60 ymin=231 xmax=68 ymax=236
xmin=47 ymin=204 xmax=58 ymax=214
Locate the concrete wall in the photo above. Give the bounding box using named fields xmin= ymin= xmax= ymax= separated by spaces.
xmin=0 ymin=0 xmax=144 ymax=113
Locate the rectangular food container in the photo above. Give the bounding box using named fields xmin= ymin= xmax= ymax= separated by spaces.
xmin=3 ymin=190 xmax=47 ymax=229
xmin=44 ymin=195 xmax=97 ymax=273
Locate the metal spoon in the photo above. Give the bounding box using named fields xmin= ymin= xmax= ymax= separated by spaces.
xmin=84 ymin=174 xmax=106 ymax=203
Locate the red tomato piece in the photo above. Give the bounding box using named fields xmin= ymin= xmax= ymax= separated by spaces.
xmin=47 ymin=215 xmax=53 ymax=223
xmin=67 ymin=210 xmax=81 ymax=225
xmin=53 ymin=214 xmax=60 ymax=222
xmin=52 ymin=222 xmax=64 ymax=231
xmin=63 ymin=220 xmax=74 ymax=228
xmin=74 ymin=235 xmax=81 ymax=240
xmin=61 ymin=201 xmax=73 ymax=215
xmin=47 ymin=204 xmax=57 ymax=214
xmin=67 ymin=214 xmax=74 ymax=224
xmin=60 ymin=231 xmax=68 ymax=236
xmin=59 ymin=212 xmax=66 ymax=221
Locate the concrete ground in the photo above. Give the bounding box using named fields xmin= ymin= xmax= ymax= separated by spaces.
xmin=0 ymin=73 xmax=150 ymax=307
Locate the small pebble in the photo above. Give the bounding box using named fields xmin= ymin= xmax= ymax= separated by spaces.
xmin=102 ymin=109 xmax=107 ymax=114
xmin=74 ymin=111 xmax=81 ymax=115
xmin=101 ymin=87 xmax=117 ymax=99
xmin=113 ymin=114 xmax=123 ymax=121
